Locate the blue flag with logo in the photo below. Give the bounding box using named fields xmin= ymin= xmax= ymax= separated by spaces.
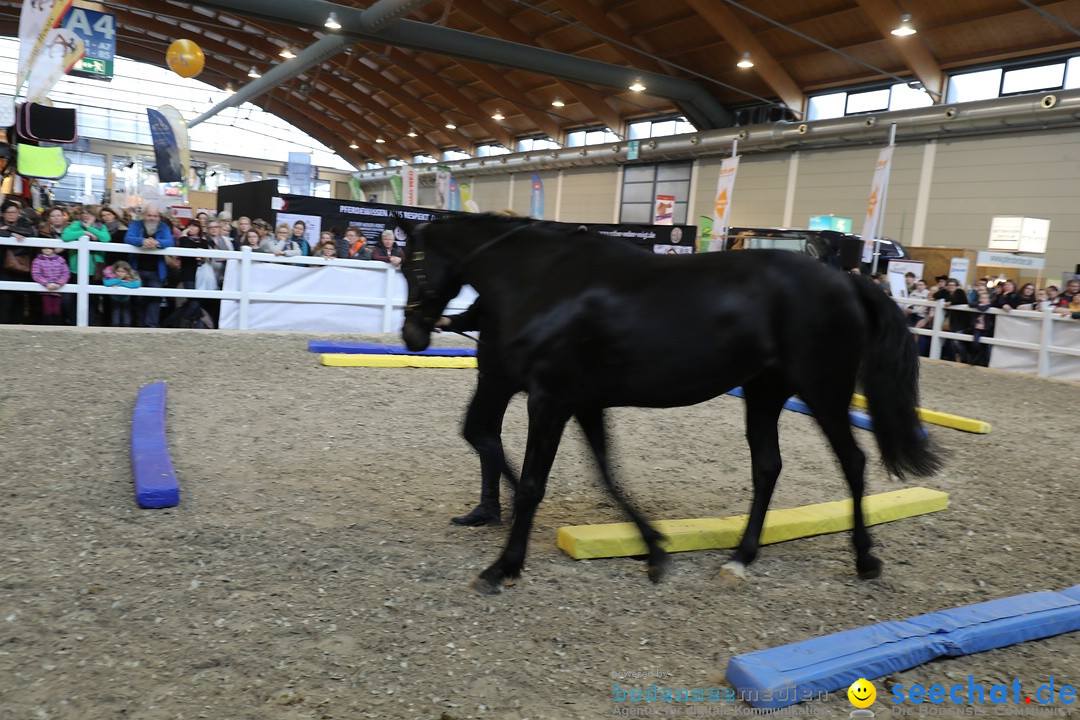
xmin=530 ymin=173 xmax=544 ymax=219
xmin=146 ymin=108 xmax=182 ymax=183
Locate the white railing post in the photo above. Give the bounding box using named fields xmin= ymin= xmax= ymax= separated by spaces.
xmin=929 ymin=298 xmax=946 ymax=360
xmin=239 ymin=246 xmax=252 ymax=330
xmin=1038 ymin=307 xmax=1054 ymax=378
xmin=76 ymin=233 xmax=91 ymax=327
xmin=382 ymin=264 xmax=396 ymax=333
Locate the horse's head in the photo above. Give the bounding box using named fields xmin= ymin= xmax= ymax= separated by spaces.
xmin=401 ymin=221 xmax=466 ymax=351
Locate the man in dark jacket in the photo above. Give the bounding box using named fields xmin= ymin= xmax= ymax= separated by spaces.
xmin=934 ymin=277 xmax=970 ymax=362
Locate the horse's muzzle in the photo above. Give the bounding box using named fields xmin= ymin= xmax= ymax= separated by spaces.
xmin=401 ymin=314 xmax=433 ymax=352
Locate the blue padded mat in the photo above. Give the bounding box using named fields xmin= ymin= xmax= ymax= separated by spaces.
xmin=727 ymin=387 xmax=874 ymax=432
xmin=726 ymin=584 xmax=1080 ymax=709
xmin=130 ymin=382 xmax=180 ymax=509
xmin=308 ymin=340 xmax=476 ymax=357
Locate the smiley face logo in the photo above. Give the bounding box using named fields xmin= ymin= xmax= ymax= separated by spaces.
xmin=848 ymin=678 xmax=876 ymax=708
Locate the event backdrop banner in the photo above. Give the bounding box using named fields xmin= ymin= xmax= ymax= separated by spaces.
xmin=277 ymin=195 xmax=449 ymax=243
xmin=277 ymin=194 xmax=696 ymax=254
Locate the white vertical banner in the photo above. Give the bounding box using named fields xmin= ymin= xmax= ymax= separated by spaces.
xmin=710 ymin=156 xmax=740 ymax=251
xmin=861 ymin=145 xmax=894 ymax=263
xmin=402 ymin=166 xmax=419 ymax=207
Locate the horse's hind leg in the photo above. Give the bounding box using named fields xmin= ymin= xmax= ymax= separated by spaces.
xmin=800 ymin=392 xmax=880 ymax=579
xmin=474 ymin=392 xmax=571 ymax=594
xmin=722 ymin=378 xmax=789 ymax=582
xmin=575 ymin=406 xmax=669 ymax=583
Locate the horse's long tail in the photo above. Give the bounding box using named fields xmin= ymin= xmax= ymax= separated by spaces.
xmin=854 ymin=277 xmax=943 ymax=479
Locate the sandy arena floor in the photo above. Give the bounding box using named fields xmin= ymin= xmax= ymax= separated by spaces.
xmin=1 ymin=327 xmax=1078 ymax=720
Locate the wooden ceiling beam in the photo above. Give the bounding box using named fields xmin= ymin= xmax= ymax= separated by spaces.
xmin=684 ymin=0 xmax=806 ymax=115
xmin=545 ymin=0 xmax=671 ymax=76
xmin=465 ymin=0 xmax=624 ymax=135
xmin=374 ymin=47 xmax=518 ymax=149
xmin=855 ymin=0 xmax=945 ymax=100
xmin=454 ymin=58 xmax=565 ymax=141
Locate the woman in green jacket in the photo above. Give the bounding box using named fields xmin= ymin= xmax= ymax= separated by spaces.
xmin=60 ymin=205 xmax=111 ymax=324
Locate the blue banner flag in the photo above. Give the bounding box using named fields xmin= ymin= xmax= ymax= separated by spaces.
xmin=530 ymin=173 xmax=544 ymax=219
xmin=146 ymin=108 xmax=182 ymax=183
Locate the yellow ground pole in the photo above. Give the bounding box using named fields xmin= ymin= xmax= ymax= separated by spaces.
xmin=320 ymin=353 xmax=478 ymax=368
xmin=556 ymin=487 xmax=948 ymax=560
xmin=850 ymin=393 xmax=990 ymax=434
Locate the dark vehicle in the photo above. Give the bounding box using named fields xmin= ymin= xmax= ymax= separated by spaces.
xmin=725 ymin=227 xmax=909 ymax=273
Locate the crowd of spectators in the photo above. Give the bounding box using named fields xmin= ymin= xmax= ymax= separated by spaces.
xmin=890 ymin=272 xmax=1080 ymax=366
xmin=0 ymin=200 xmax=405 ymax=329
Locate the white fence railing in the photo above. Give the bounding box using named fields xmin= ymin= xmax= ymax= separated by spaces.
xmin=900 ymin=295 xmax=1080 ymax=378
xmin=0 ymin=235 xmax=436 ymax=332
xmin=3 ymin=235 xmax=1079 ymax=378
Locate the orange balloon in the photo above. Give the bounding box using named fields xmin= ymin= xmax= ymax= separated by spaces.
xmin=166 ymin=39 xmax=204 ymax=79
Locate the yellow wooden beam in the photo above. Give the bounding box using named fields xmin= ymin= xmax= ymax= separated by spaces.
xmin=557 ymin=487 xmax=948 ymax=560
xmin=850 ymin=394 xmax=991 ymax=434
xmin=321 ymin=353 xmax=477 ymax=368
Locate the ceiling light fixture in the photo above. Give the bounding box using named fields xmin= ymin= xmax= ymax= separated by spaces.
xmin=551 ymin=98 xmax=565 ymax=107
xmin=224 ymin=82 xmax=235 ymax=95
xmin=891 ymin=13 xmax=916 ymax=36
xmin=445 ymin=121 xmax=457 ymax=130
xmin=407 ymin=129 xmax=417 ymax=137
xmin=325 ymin=11 xmax=341 ymax=30
xmin=491 ymin=110 xmax=505 ymax=121
xmin=247 ymin=65 xmax=260 ymax=78
xmin=628 ymin=79 xmax=646 ymax=92
xmin=349 ymin=141 xmax=359 ymax=149
xmin=737 ymin=51 xmax=754 ymax=69
xmin=375 ymin=137 xmax=386 ymax=143
xmin=279 ymin=46 xmax=296 ymax=59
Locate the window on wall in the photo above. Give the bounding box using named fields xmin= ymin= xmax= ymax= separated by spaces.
xmin=52 ymin=151 xmax=106 ymax=204
xmin=1001 ymin=62 xmax=1065 ymax=95
xmin=628 ymin=116 xmax=696 ymax=139
xmin=477 ymin=143 xmax=510 ymax=157
xmin=413 ymin=154 xmax=438 ymax=164
xmin=314 ymin=180 xmax=332 ymax=198
xmin=947 ymin=69 xmax=1002 ymax=103
xmin=619 ymin=162 xmax=691 ymax=225
xmin=442 ymin=149 xmax=470 ymax=161
xmin=516 ymin=136 xmax=559 ymax=152
xmin=566 ymin=127 xmax=619 ymax=147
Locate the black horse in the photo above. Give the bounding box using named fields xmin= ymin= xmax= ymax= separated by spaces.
xmin=401 ymin=214 xmax=941 ymax=594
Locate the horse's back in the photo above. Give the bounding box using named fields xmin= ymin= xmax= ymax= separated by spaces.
xmin=502 ymin=245 xmax=869 ymax=407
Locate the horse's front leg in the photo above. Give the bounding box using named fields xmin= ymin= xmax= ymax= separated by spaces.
xmin=474 ymin=392 xmax=571 ymax=594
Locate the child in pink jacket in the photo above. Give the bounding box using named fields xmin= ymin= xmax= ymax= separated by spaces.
xmin=31 ymin=245 xmax=70 ymax=324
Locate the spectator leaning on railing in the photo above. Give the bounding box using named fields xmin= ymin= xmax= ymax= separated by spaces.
xmin=124 ymin=205 xmax=174 ymax=329
xmin=60 ymin=205 xmax=111 ymax=325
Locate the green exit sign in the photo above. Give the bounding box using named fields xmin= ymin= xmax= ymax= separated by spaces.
xmin=72 ymin=57 xmax=113 ymax=80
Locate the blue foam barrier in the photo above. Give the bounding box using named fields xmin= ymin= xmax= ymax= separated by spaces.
xmin=727 ymin=386 xmax=874 ymax=431
xmin=130 ymin=382 xmax=180 ymax=509
xmin=307 ymin=340 xmax=476 ymax=357
xmin=726 ymin=584 xmax=1080 ymax=709
xmin=726 ymin=387 xmax=931 ymax=439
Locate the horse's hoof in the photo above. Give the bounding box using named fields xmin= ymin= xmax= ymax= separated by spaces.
xmin=718 ymin=560 xmax=747 ymax=584
xmin=857 ymin=556 xmax=883 ymax=580
xmin=470 ymin=576 xmax=504 ymax=595
xmin=646 ymin=559 xmax=669 ymax=584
